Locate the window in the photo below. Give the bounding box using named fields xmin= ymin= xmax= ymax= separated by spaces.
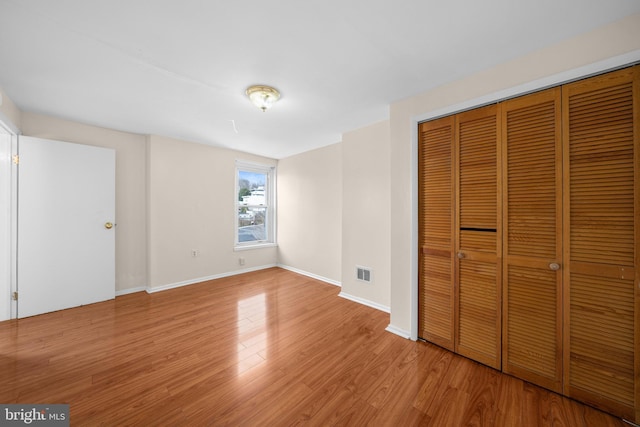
xmin=235 ymin=161 xmax=276 ymax=248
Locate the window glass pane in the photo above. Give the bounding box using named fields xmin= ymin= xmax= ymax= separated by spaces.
xmin=237 ymin=207 xmax=266 ymax=242
xmin=238 ymin=170 xmax=268 ymax=243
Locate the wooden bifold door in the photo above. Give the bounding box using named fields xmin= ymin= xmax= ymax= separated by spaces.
xmin=418 ymin=66 xmax=639 ymax=421
xmin=501 ymin=88 xmax=563 ymax=393
xmin=562 ymin=68 xmax=638 ymax=420
xmin=454 ymin=105 xmax=501 ymax=370
xmin=418 ymin=116 xmax=455 ymax=351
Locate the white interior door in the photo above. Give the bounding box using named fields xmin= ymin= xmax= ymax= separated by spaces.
xmin=18 ymin=136 xmax=115 ymax=318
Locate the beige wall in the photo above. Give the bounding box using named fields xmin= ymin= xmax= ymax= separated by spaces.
xmin=146 ymin=135 xmax=278 ymax=290
xmin=18 ymin=114 xmax=279 ymax=293
xmin=388 ymin=13 xmax=640 ymax=337
xmin=277 ymin=143 xmax=342 ymax=284
xmin=0 ymin=87 xmax=21 ymax=130
xmin=341 ymin=121 xmax=390 ymax=310
xmin=21 ymin=112 xmax=147 ymax=293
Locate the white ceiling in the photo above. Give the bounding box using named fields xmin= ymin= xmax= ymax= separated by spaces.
xmin=1 ymin=1 xmax=639 ymax=159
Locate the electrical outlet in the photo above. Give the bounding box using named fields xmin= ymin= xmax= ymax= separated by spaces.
xmin=191 ymin=249 xmax=200 ymax=257
xmin=238 ymin=257 xmax=245 ymax=266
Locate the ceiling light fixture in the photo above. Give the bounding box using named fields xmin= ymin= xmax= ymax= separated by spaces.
xmin=246 ymin=85 xmax=280 ymax=112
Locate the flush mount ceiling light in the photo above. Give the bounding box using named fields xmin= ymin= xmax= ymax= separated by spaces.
xmin=246 ymin=85 xmax=280 ymax=112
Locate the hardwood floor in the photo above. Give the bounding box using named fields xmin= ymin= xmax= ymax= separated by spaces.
xmin=0 ymin=268 xmax=627 ymax=426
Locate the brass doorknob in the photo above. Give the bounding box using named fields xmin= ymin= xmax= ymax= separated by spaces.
xmin=105 ymin=222 xmax=114 ymax=229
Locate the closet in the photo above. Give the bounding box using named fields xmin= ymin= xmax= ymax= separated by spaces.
xmin=418 ymin=66 xmax=639 ymax=421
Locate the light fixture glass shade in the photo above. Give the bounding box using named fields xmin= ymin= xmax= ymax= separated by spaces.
xmin=246 ymin=85 xmax=280 ymax=112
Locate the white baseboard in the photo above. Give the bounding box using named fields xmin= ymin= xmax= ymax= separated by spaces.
xmin=277 ymin=264 xmax=342 ymax=287
xmin=385 ymin=324 xmax=412 ymax=339
xmin=146 ymin=264 xmax=277 ymax=294
xmin=115 ymin=286 xmax=146 ymax=297
xmin=338 ymin=291 xmax=390 ymax=313
xmin=121 ymin=266 xmax=397 ymax=325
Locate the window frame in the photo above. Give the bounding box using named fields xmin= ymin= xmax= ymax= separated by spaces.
xmin=234 ymin=160 xmax=277 ymax=250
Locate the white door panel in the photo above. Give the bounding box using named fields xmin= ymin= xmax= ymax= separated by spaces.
xmin=18 ymin=136 xmax=115 ymax=318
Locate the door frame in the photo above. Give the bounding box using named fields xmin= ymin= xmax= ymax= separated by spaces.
xmin=0 ymin=114 xmax=19 ymax=321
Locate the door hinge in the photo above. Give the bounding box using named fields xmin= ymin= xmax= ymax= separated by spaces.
xmin=12 ymin=155 xmax=19 ymax=165
xmin=12 ymin=291 xmax=18 ymax=301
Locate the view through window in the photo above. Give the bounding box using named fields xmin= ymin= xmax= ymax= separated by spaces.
xmin=236 ymin=162 xmax=275 ymax=246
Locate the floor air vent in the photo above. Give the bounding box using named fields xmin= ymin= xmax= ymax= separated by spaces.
xmin=356 ymin=266 xmax=372 ymax=283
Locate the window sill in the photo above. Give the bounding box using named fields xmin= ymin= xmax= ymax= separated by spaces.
xmin=234 ymin=242 xmax=278 ymax=251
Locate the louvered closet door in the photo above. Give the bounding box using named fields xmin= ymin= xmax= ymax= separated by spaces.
xmin=455 ymin=105 xmax=502 ymax=369
xmin=501 ymin=88 xmax=563 ymax=392
xmin=418 ymin=116 xmax=455 ymax=350
xmin=563 ymin=67 xmax=639 ymax=421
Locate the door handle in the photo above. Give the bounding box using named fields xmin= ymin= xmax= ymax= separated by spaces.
xmin=104 ymin=222 xmax=114 ymax=230
xmin=549 ymin=262 xmax=560 ymax=271
xmin=457 ymin=252 xmax=465 ymax=259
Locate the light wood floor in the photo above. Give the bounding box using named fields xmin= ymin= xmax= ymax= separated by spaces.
xmin=0 ymin=268 xmax=626 ymax=426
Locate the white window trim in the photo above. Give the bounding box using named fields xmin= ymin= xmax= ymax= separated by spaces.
xmin=234 ymin=160 xmax=277 ymax=249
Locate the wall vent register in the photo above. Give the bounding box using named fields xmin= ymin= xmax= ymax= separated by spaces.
xmin=356 ymin=267 xmax=372 ymax=283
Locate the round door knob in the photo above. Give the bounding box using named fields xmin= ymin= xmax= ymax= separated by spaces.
xmin=105 ymin=222 xmax=114 ymax=229
xmin=549 ymin=262 xmax=560 ymax=271
xmin=457 ymin=252 xmax=465 ymax=259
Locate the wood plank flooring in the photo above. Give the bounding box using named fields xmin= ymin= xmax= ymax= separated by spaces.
xmin=0 ymin=267 xmax=627 ymax=426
